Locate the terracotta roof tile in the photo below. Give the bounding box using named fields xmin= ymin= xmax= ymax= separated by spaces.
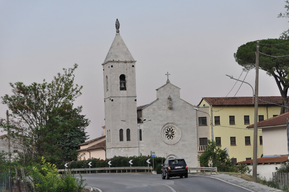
xmin=236 ymin=156 xmax=288 ymax=165
xmin=79 ymin=135 xmax=105 ymax=146
xmin=77 ymin=140 xmax=106 ymax=152
xmin=201 ymin=96 xmax=282 ymax=106
xmin=247 ymin=111 xmax=289 ymax=128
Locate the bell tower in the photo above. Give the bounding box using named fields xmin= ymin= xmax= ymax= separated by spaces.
xmin=102 ymin=19 xmax=138 ymax=158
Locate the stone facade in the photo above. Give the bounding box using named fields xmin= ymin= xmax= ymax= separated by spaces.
xmin=100 ymin=21 xmax=205 ymax=166
xmin=103 ymin=31 xmax=138 ymax=158
xmin=139 ymin=82 xmax=198 ymax=166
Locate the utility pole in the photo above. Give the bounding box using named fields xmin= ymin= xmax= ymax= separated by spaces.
xmin=6 ymin=110 xmax=11 ymax=191
xmin=253 ymin=40 xmax=259 ymax=182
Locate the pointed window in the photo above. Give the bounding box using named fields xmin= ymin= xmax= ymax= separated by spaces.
xmin=139 ymin=129 xmax=142 ymax=141
xmin=119 ymin=129 xmax=123 ymax=141
xmin=120 ymin=74 xmax=126 ymax=90
xmin=106 ymin=76 xmax=108 ymax=92
xmin=126 ymin=128 xmax=130 ymax=141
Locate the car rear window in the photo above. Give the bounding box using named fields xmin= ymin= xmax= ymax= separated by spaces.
xmin=169 ymin=159 xmax=186 ymax=166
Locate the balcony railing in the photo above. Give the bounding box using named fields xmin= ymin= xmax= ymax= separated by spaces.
xmin=198 ymin=145 xmax=207 ymax=152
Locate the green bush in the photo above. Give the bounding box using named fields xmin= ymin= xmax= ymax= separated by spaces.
xmin=28 ymin=157 xmax=86 ymax=192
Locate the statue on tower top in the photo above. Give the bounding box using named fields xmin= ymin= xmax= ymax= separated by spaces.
xmin=115 ymin=19 xmax=120 ymax=33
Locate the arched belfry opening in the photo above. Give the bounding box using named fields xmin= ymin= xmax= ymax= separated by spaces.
xmin=120 ymin=74 xmax=126 ymax=90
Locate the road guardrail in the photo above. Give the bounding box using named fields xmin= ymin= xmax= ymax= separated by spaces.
xmin=58 ymin=166 xmax=217 ymax=175
xmin=58 ymin=166 xmax=153 ymax=174
xmin=188 ymin=167 xmax=218 ymax=175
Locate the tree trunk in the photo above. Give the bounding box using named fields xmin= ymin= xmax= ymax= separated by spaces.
xmin=280 ymin=95 xmax=289 ymax=114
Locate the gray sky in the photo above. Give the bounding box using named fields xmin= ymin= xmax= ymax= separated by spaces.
xmin=0 ymin=0 xmax=287 ymax=140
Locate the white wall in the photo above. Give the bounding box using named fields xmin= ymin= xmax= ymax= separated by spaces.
xmin=263 ymin=127 xmax=287 ymax=156
xmin=247 ymin=164 xmax=282 ymax=181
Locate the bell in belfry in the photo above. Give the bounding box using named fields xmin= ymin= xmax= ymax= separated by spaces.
xmin=120 ymin=81 xmax=125 ymax=90
xmin=119 ymin=74 xmax=126 ymax=90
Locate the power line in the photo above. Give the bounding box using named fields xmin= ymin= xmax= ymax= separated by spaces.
xmin=258 ymin=98 xmax=289 ymax=108
xmin=224 ymin=70 xmax=244 ymax=98
xmin=215 ymin=125 xmax=257 ymax=131
xmin=259 ymin=51 xmax=289 ymax=58
xmin=214 ymin=70 xmax=250 ymax=112
xmin=259 ymin=41 xmax=289 ymax=46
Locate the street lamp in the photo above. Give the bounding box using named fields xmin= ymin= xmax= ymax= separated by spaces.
xmin=226 ymin=44 xmax=259 ymax=182
xmin=194 ymin=107 xmax=214 ymax=142
xmin=226 ymin=74 xmax=254 ymax=104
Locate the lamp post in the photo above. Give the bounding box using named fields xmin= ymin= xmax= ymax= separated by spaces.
xmin=226 ymin=40 xmax=259 ymax=182
xmin=225 ymin=74 xmax=255 ymax=102
xmin=194 ymin=107 xmax=213 ymax=142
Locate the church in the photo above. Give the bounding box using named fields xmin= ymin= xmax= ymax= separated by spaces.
xmin=78 ymin=20 xmax=210 ymax=167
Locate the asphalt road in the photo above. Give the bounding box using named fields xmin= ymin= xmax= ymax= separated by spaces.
xmin=80 ymin=173 xmax=252 ymax=192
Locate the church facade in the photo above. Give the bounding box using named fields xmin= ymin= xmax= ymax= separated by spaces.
xmin=101 ymin=20 xmax=202 ymax=167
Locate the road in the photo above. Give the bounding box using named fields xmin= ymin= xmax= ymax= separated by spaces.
xmin=80 ymin=173 xmax=252 ymax=192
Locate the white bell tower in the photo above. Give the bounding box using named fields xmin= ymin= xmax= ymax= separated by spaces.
xmin=102 ymin=19 xmax=138 ymax=158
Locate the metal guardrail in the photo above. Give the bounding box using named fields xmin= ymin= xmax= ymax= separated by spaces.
xmin=188 ymin=167 xmax=218 ymax=175
xmin=58 ymin=166 xmax=153 ymax=174
xmin=58 ymin=166 xmax=217 ymax=175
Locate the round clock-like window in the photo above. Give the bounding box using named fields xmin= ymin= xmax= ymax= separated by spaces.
xmin=161 ymin=124 xmax=181 ymax=145
xmin=165 ymin=126 xmax=175 ymax=140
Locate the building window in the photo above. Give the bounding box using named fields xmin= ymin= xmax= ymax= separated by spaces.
xmin=246 ymin=158 xmax=251 ymax=161
xmin=231 ymin=158 xmax=237 ymax=164
xmin=260 ymin=136 xmax=263 ymax=145
xmin=259 ymin=115 xmax=264 ymax=122
xmin=119 ymin=74 xmax=126 ymax=90
xmin=244 ymin=115 xmax=250 ymax=125
xmin=245 ymin=136 xmax=251 ymax=145
xmin=215 ymin=137 xmax=221 ymax=146
xmin=214 ymin=116 xmax=220 ymax=125
xmin=199 ymin=138 xmax=207 ymax=146
xmin=126 ymin=128 xmax=130 ymax=141
xmin=230 ymin=137 xmax=236 ymax=146
xmin=139 ymin=129 xmax=142 ymax=141
xmin=198 ymin=117 xmax=207 ymax=126
xmin=229 ymin=116 xmax=235 ymax=125
xmin=119 ymin=129 xmax=123 ymax=141
xmin=106 ymin=76 xmax=108 ymax=92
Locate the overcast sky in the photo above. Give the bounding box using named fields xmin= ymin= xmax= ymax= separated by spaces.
xmin=0 ymin=0 xmax=287 ymax=140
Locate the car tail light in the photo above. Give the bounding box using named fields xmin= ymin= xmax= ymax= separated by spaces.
xmin=168 ymin=167 xmax=171 ymax=171
xmin=185 ymin=165 xmax=188 ymax=169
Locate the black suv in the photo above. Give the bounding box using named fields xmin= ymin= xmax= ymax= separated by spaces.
xmin=161 ymin=158 xmax=188 ymax=179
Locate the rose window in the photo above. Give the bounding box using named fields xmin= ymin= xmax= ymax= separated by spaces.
xmin=165 ymin=126 xmax=175 ymax=140
xmin=161 ymin=124 xmax=181 ymax=145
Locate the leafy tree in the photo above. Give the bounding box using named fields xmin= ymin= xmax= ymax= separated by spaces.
xmin=199 ymin=141 xmax=250 ymax=173
xmin=198 ymin=141 xmax=229 ymax=168
xmin=234 ymin=39 xmax=289 ymax=113
xmin=0 ymin=64 xmax=89 ymax=166
xmin=278 ymin=0 xmax=289 ymax=39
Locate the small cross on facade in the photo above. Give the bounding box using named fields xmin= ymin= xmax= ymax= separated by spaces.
xmin=165 ymin=72 xmax=170 ymax=83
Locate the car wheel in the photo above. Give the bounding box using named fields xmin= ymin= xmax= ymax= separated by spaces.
xmin=166 ymin=172 xmax=170 ymax=180
xmin=180 ymin=175 xmax=183 ymax=178
xmin=185 ymin=174 xmax=188 ymax=178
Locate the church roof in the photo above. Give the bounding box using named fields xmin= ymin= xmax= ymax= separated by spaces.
xmin=156 ymin=81 xmax=180 ymax=91
xmin=200 ymin=96 xmax=282 ymax=107
xmin=77 ymin=140 xmax=106 ymax=152
xmin=103 ymin=33 xmax=135 ymax=64
xmin=79 ymin=135 xmax=105 ymax=146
